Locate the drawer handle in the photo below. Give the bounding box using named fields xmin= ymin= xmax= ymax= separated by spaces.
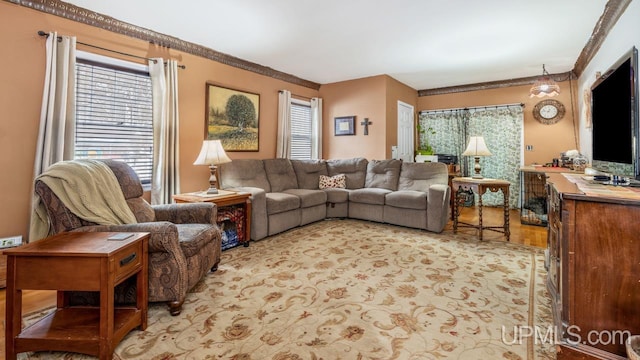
xmin=120 ymin=253 xmax=137 ymax=267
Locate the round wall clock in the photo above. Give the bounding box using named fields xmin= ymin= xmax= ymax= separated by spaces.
xmin=533 ymin=99 xmax=566 ymax=124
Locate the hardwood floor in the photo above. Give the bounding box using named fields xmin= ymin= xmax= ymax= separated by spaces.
xmin=0 ymin=206 xmax=547 ymax=358
xmin=443 ymin=205 xmax=548 ymax=247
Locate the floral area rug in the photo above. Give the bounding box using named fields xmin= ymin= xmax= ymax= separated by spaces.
xmin=21 ymin=219 xmax=555 ymax=360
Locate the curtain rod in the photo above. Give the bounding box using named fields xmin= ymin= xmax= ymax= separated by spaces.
xmin=279 ymin=90 xmax=313 ymax=101
xmin=37 ymin=31 xmax=186 ymax=69
xmin=419 ymin=102 xmax=524 ymax=115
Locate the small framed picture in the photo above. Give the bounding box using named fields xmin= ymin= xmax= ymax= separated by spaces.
xmin=334 ymin=116 xmax=355 ymax=136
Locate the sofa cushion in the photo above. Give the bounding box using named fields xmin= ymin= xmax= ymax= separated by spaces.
xmin=319 ymin=174 xmax=346 ymax=189
xmin=398 ymin=162 xmax=448 ymax=191
xmin=291 ymin=160 xmax=328 ymax=189
xmin=365 ymin=159 xmax=402 ymax=190
xmin=385 ymin=190 xmax=427 ymax=210
xmin=264 ymin=159 xmax=298 ymax=192
xmin=284 ymin=189 xmax=327 ymax=208
xmin=266 ymin=192 xmax=301 ymax=215
xmin=219 ymin=160 xmax=271 ymax=193
xmin=327 ymin=158 xmax=368 ymax=189
xmin=349 ymin=188 xmax=391 ymax=205
xmin=323 ymin=188 xmax=350 ymax=203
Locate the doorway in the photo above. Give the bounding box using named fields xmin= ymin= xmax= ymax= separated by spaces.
xmin=397 ymin=101 xmax=414 ymax=162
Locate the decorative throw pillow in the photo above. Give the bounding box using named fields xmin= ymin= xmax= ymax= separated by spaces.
xmin=319 ymin=174 xmax=346 ymax=189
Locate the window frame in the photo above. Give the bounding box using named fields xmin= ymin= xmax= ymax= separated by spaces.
xmin=289 ymin=98 xmax=313 ymax=160
xmin=74 ymin=51 xmax=154 ymax=185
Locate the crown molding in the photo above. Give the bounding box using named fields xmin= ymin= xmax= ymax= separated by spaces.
xmin=418 ymin=71 xmax=574 ymax=97
xmin=572 ymin=0 xmax=632 ymax=77
xmin=8 ymin=0 xmax=321 ymax=90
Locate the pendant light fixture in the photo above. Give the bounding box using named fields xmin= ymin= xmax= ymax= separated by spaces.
xmin=529 ymin=64 xmax=560 ymax=98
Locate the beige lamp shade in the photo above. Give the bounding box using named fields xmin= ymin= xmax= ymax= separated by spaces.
xmin=194 ymin=140 xmax=231 ymax=194
xmin=462 ymin=136 xmax=491 ymax=179
xmin=193 ymin=140 xmax=232 ymax=166
xmin=462 ymin=136 xmax=492 ymax=157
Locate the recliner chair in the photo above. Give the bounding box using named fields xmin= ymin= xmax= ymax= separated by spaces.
xmin=34 ymin=159 xmax=222 ymax=315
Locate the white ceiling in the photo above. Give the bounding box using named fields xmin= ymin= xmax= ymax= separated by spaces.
xmin=64 ymin=0 xmax=609 ymax=90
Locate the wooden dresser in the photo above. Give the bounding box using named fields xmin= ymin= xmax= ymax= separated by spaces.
xmin=546 ymin=173 xmax=640 ymax=359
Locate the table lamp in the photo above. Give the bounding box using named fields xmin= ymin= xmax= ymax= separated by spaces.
xmin=193 ymin=140 xmax=232 ymax=194
xmin=462 ymin=136 xmax=492 ymax=179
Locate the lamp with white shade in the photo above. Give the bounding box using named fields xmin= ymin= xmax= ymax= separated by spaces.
xmin=193 ymin=140 xmax=232 ymax=194
xmin=462 ymin=136 xmax=492 ymax=179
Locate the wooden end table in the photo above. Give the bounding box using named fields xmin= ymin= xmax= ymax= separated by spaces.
xmin=173 ymin=189 xmax=252 ymax=247
xmin=451 ymin=177 xmax=511 ymax=241
xmin=4 ymin=231 xmax=149 ymax=360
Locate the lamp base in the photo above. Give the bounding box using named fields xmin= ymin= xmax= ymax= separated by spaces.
xmin=472 ymin=156 xmax=484 ymax=179
xmin=206 ymin=164 xmax=220 ymax=194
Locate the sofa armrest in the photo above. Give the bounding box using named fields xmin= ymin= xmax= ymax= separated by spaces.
xmin=153 ymin=203 xmax=217 ymax=225
xmin=72 ymin=222 xmax=183 ymax=254
xmin=426 ymin=184 xmax=451 ymax=233
xmin=227 ymin=186 xmax=268 ymax=241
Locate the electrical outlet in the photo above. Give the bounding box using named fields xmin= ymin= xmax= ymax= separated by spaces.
xmin=526 ymin=145 xmax=534 ymax=151
xmin=0 ymin=235 xmax=22 ymax=248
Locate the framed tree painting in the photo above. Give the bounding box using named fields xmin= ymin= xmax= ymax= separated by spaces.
xmin=205 ymin=82 xmax=260 ymax=151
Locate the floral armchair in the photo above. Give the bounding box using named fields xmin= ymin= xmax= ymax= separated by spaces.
xmin=34 ymin=159 xmax=222 ymax=315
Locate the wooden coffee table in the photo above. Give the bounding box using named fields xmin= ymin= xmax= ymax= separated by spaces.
xmin=4 ymin=231 xmax=149 ymax=360
xmin=173 ymin=189 xmax=252 ymax=247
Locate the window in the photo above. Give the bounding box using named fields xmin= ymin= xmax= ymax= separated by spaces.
xmin=74 ymin=51 xmax=153 ymax=184
xmin=290 ymin=99 xmax=312 ymax=160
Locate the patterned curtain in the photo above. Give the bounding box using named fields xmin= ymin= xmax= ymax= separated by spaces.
xmin=418 ymin=109 xmax=469 ymax=173
xmin=419 ymin=105 xmax=523 ymax=208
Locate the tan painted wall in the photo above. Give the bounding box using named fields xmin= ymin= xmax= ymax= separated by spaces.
xmin=320 ymin=76 xmax=387 ymax=160
xmin=417 ymin=80 xmax=579 ymax=166
xmin=0 ymin=2 xmax=319 ymax=239
xmin=319 ymin=75 xmax=417 ymax=160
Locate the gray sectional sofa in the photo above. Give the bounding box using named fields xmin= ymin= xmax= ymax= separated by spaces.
xmin=219 ymin=158 xmax=450 ymax=241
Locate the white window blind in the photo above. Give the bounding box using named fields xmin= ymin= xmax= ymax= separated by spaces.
xmin=290 ymin=100 xmax=312 ymax=160
xmin=74 ymin=57 xmax=153 ymax=184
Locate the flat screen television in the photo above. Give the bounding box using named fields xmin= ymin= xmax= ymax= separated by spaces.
xmin=591 ymin=46 xmax=639 ymax=181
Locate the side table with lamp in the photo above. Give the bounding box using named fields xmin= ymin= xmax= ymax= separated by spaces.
xmin=183 ymin=140 xmax=251 ymax=249
xmin=452 ymin=136 xmax=511 ymax=241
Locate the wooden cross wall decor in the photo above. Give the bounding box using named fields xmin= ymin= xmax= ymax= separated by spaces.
xmin=360 ymin=118 xmax=372 ymax=135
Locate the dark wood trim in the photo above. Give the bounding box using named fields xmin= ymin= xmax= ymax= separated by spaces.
xmin=572 ymin=0 xmax=632 ymax=77
xmin=418 ymin=72 xmax=574 ymax=97
xmin=7 ymin=0 xmax=321 ymax=90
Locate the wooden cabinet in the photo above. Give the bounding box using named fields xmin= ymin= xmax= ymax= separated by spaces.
xmin=546 ymin=180 xmax=561 ymax=322
xmin=546 ymin=173 xmax=640 ymax=359
xmin=0 ymin=251 xmax=6 ymax=288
